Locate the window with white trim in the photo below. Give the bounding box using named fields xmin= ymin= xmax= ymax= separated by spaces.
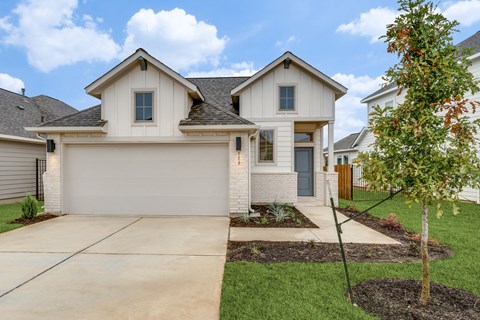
xmin=258 ymin=129 xmax=275 ymax=163
xmin=135 ymin=92 xmax=153 ymax=121
xmin=279 ymin=86 xmax=295 ymax=111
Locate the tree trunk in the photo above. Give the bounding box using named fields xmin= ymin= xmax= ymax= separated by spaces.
xmin=419 ymin=199 xmax=430 ymax=305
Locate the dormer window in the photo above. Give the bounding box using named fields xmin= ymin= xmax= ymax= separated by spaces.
xmin=135 ymin=92 xmax=153 ymax=121
xmin=279 ymin=86 xmax=295 ymax=111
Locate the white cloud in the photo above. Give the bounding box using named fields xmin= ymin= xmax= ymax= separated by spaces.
xmin=331 ymin=73 xmax=385 ymax=139
xmin=336 ymin=7 xmax=397 ymax=43
xmin=443 ymin=0 xmax=480 ymax=26
xmin=0 ymin=73 xmax=25 ymax=93
xmin=121 ymin=8 xmax=228 ymax=71
xmin=0 ymin=0 xmax=120 ymax=72
xmin=187 ymin=61 xmax=257 ymax=77
xmin=275 ymin=35 xmax=297 ymax=50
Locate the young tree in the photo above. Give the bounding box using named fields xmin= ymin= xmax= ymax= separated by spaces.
xmin=357 ymin=0 xmax=480 ymax=305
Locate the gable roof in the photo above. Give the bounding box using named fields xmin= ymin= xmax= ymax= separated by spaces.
xmin=361 ymin=31 xmax=480 ymax=103
xmin=231 ymin=51 xmax=347 ymax=100
xmin=323 ymin=131 xmax=361 ymax=152
xmin=85 ymin=48 xmax=204 ymax=101
xmin=0 ymin=88 xmax=77 ymax=140
xmin=39 ymin=105 xmax=105 ymax=127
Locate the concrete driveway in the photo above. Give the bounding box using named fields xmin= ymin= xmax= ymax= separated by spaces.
xmin=0 ymin=215 xmax=229 ymax=319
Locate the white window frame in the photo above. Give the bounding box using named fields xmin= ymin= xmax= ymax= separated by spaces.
xmin=132 ymin=88 xmax=157 ymax=125
xmin=257 ymin=128 xmax=277 ymax=165
xmin=277 ymin=84 xmax=297 ymax=113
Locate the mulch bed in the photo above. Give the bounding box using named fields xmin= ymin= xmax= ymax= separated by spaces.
xmin=10 ymin=213 xmax=58 ymax=226
xmin=227 ymin=208 xmax=452 ymax=263
xmin=353 ymin=279 xmax=480 ymax=320
xmin=229 ymin=205 xmax=318 ymax=228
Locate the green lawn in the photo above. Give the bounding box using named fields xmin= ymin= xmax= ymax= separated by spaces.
xmin=220 ymin=195 xmax=480 ymax=319
xmin=0 ymin=201 xmax=43 ymax=233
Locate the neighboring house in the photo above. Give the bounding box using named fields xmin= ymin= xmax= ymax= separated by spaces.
xmin=357 ymin=31 xmax=480 ymax=203
xmin=0 ymin=88 xmax=77 ymax=203
xmin=323 ymin=131 xmax=362 ymax=165
xmin=27 ymin=49 xmax=347 ymax=216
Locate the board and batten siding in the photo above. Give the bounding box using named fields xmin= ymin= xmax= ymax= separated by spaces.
xmin=239 ymin=64 xmax=335 ymax=120
xmin=0 ymin=140 xmax=45 ymax=201
xmin=101 ymin=65 xmax=189 ymax=137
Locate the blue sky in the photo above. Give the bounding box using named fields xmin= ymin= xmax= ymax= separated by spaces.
xmin=1 ymin=0 xmax=479 ymax=140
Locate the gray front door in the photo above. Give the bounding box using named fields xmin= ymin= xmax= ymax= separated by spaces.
xmin=295 ymin=147 xmax=314 ymax=196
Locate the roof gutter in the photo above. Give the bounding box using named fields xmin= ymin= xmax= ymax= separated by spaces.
xmin=0 ymin=133 xmax=45 ymax=144
xmin=25 ymin=126 xmax=107 ymax=134
xmin=361 ymin=86 xmax=399 ymax=104
xmin=178 ymin=124 xmax=260 ymax=132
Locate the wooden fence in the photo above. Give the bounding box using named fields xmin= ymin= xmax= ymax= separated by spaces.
xmin=323 ymin=164 xmax=353 ymax=200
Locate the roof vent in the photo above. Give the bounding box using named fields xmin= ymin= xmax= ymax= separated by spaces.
xmin=21 ymin=88 xmax=25 ymax=96
xmin=16 ymin=105 xmax=25 ymax=110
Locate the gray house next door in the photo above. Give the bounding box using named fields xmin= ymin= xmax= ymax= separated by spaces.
xmin=295 ymin=147 xmax=313 ymax=196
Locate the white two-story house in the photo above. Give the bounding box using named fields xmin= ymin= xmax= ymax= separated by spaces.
xmin=28 ymin=49 xmax=347 ymax=216
xmin=357 ymin=31 xmax=480 ymax=204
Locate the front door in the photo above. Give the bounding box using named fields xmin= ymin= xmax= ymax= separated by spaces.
xmin=295 ymin=147 xmax=314 ymax=196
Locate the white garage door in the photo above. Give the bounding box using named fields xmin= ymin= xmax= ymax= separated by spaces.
xmin=64 ymin=144 xmax=228 ymax=216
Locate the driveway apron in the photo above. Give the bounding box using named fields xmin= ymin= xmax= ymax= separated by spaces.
xmin=0 ymin=215 xmax=229 ymax=320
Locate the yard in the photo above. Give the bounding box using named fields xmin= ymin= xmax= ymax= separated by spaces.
xmin=220 ymin=195 xmax=480 ymax=319
xmin=0 ymin=201 xmax=44 ymax=233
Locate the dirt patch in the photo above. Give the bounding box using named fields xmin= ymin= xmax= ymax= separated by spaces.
xmin=230 ymin=205 xmax=318 ymax=228
xmin=353 ymin=279 xmax=480 ymax=320
xmin=227 ymin=208 xmax=452 ymax=263
xmin=10 ymin=213 xmax=58 ymax=226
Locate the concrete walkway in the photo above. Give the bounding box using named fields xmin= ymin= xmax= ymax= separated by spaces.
xmin=0 ymin=215 xmax=229 ymax=320
xmin=229 ymin=205 xmax=399 ymax=244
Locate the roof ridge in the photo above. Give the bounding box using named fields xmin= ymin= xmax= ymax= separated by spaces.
xmin=40 ymin=104 xmax=99 ymax=127
xmin=0 ymin=87 xmax=30 ymax=99
xmin=186 ymin=76 xmax=251 ymax=80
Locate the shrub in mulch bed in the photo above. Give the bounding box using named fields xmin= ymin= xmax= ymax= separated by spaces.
xmin=230 ymin=205 xmax=318 ymax=228
xmin=353 ymin=279 xmax=480 ymax=320
xmin=10 ymin=213 xmax=58 ymax=226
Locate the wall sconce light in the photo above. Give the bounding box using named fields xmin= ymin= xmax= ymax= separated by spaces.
xmin=138 ymin=57 xmax=147 ymax=70
xmin=284 ymin=57 xmax=291 ymax=69
xmin=236 ymin=137 xmax=242 ymax=165
xmin=46 ymin=139 xmax=55 ymax=153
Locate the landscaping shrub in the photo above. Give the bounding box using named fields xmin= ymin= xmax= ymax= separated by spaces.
xmin=21 ymin=194 xmax=38 ymax=220
xmin=379 ymin=213 xmax=403 ymax=231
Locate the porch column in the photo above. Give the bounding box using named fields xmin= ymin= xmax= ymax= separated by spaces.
xmin=318 ymin=125 xmax=324 ymax=170
xmin=328 ymin=121 xmax=334 ymax=172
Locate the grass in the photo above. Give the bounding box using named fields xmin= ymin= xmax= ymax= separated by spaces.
xmin=220 ymin=194 xmax=480 ymax=319
xmin=0 ymin=201 xmax=43 ymax=234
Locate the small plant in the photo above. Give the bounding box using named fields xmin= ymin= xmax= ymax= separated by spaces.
xmin=21 ymin=194 xmax=38 ymax=220
xmin=296 ymin=218 xmax=302 ymax=226
xmin=345 ymin=204 xmax=359 ymax=213
xmin=260 ymin=216 xmax=269 ymax=225
xmin=251 ymin=245 xmax=260 ymax=256
xmin=366 ymin=252 xmax=372 ymax=258
xmin=379 ymin=213 xmax=403 ymax=231
xmin=408 ymin=233 xmax=440 ymax=247
xmin=239 ymin=212 xmax=250 ymax=223
xmin=268 ymin=201 xmax=289 ymax=222
xmin=308 ymin=239 xmax=316 ymax=248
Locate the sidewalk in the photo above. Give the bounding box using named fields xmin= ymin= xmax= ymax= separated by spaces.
xmin=229 ymin=205 xmax=399 ymax=245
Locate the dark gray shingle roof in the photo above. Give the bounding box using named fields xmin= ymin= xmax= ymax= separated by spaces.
xmin=0 ymin=88 xmax=77 ymax=140
xmin=31 ymin=95 xmax=78 ymax=123
xmin=457 ymin=31 xmax=480 ymax=56
xmin=323 ymin=132 xmax=360 ymax=152
xmin=40 ymin=105 xmax=105 ymax=127
xmin=361 ymin=82 xmax=397 ymax=103
xmin=181 ymin=77 xmax=254 ymax=126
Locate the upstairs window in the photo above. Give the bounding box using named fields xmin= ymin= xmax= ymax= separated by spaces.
xmin=135 ymin=92 xmax=153 ymax=121
xmin=279 ymin=86 xmax=295 ymax=111
xmin=258 ymin=129 xmax=275 ymax=163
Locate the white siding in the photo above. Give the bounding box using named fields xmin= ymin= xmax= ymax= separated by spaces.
xmin=0 ymin=140 xmax=45 ymax=201
xmin=101 ymin=65 xmax=189 ymax=137
xmin=239 ymin=64 xmax=335 ymax=120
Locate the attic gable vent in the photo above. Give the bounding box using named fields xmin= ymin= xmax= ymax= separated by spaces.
xmin=16 ymin=105 xmax=25 ymax=110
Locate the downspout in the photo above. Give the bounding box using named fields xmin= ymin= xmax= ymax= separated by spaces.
xmin=248 ymin=130 xmax=259 ymax=213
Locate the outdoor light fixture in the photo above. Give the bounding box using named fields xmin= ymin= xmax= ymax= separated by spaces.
xmin=236 ymin=137 xmax=242 ymax=165
xmin=138 ymin=57 xmax=147 ymax=70
xmin=46 ymin=139 xmax=55 ymax=153
xmin=284 ymin=57 xmax=291 ymax=69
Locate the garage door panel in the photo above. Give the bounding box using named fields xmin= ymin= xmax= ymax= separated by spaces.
xmin=64 ymin=144 xmax=228 ymax=216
